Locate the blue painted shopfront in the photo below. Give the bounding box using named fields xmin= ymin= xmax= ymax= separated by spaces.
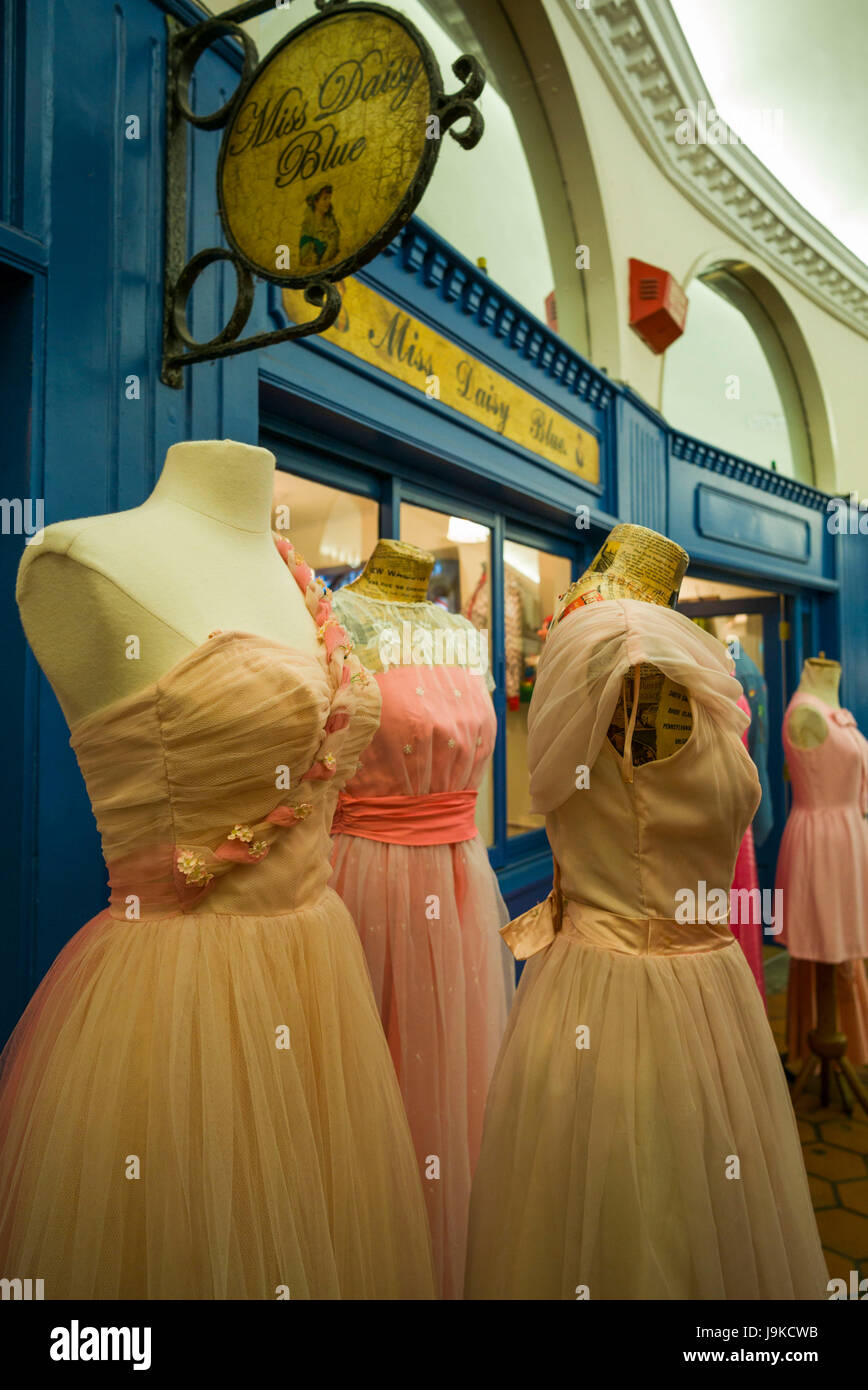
xmin=1 ymin=0 xmax=865 ymax=1045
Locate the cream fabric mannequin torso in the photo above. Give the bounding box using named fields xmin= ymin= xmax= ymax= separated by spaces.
xmin=17 ymin=440 xmax=318 ymax=726
xmin=788 ymin=658 xmax=842 ymax=750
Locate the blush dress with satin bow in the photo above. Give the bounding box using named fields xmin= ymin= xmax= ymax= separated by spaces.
xmin=777 ymin=691 xmax=868 ymax=1066
xmin=0 ymin=540 xmax=435 ymax=1299
xmin=465 ymin=600 xmax=827 ymax=1300
xmin=329 ymin=589 xmax=514 ymax=1299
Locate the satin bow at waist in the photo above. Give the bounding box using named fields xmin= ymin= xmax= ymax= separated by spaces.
xmin=332 ymin=790 xmax=479 ymax=846
xmin=501 ymin=895 xmax=736 ymax=960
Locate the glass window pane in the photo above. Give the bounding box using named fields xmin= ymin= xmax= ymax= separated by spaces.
xmin=504 ymin=541 xmax=572 ymax=838
xmin=272 ymin=470 xmax=379 ymax=590
xmin=400 ymin=502 xmax=494 ymax=847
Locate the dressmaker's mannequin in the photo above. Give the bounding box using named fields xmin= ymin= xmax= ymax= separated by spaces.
xmin=555 ymin=523 xmax=692 ymax=766
xmin=788 ymin=656 xmax=842 ymax=750
xmin=345 ymin=539 xmax=434 ymax=602
xmin=17 ymin=440 xmax=317 ymax=726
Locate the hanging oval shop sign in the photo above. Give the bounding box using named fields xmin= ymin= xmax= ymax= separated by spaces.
xmin=217 ymin=4 xmax=441 ymax=287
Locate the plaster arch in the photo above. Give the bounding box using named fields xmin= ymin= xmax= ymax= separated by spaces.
xmin=454 ymin=0 xmax=621 ymax=373
xmin=662 ymin=249 xmax=837 ymax=490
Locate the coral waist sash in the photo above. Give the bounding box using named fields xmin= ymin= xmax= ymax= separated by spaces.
xmin=332 ymin=790 xmax=479 ymax=846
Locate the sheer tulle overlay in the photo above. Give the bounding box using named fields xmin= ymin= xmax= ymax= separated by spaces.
xmin=0 ymin=895 xmax=433 ymax=1298
xmin=330 ymin=591 xmax=513 ymax=1299
xmin=466 ymin=600 xmax=827 ymax=1300
xmin=0 ymin=543 xmax=435 ymax=1299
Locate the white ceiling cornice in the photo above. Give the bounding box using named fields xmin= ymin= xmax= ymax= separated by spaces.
xmin=563 ymin=0 xmax=868 ymax=338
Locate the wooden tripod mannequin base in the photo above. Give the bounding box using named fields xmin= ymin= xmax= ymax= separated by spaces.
xmin=790 ymin=962 xmax=868 ymax=1117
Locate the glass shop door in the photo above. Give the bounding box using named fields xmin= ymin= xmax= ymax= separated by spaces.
xmin=676 ymin=580 xmax=792 ymax=893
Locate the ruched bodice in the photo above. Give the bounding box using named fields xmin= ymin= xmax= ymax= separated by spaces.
xmin=67 ymin=536 xmax=381 ymax=921
xmin=71 ymin=632 xmax=380 ymax=919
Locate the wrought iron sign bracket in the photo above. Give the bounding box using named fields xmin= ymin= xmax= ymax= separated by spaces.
xmin=160 ymin=0 xmax=485 ymax=388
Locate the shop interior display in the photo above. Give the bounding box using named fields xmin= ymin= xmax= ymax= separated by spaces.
xmin=465 ymin=524 xmax=827 ymax=1299
xmin=0 ymin=443 xmax=847 ymax=1301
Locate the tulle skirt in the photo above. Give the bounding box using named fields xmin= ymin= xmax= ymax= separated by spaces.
xmin=331 ymin=832 xmax=514 ymax=1299
xmin=465 ymin=927 xmax=828 ymax=1300
xmin=0 ymin=890 xmax=436 ymax=1299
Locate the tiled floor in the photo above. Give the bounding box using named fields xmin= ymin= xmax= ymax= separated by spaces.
xmin=766 ymin=957 xmax=868 ymax=1283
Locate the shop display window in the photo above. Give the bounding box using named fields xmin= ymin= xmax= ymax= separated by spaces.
xmin=502 ymin=541 xmax=572 ymax=838
xmin=271 ymin=471 xmax=379 ymax=590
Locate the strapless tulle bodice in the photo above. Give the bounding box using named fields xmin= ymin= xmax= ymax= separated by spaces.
xmin=68 ymin=542 xmax=381 ymax=920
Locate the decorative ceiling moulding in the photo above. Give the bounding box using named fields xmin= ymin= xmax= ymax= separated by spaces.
xmin=567 ymin=0 xmax=868 ymax=339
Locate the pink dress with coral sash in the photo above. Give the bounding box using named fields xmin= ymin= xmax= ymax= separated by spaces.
xmin=329 ymin=589 xmax=514 ymax=1300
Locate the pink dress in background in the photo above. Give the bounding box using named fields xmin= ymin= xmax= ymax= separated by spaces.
xmin=777 ymin=690 xmax=868 ymax=1065
xmin=730 ymin=694 xmax=766 ymax=1000
xmin=329 ymin=591 xmax=514 ymax=1299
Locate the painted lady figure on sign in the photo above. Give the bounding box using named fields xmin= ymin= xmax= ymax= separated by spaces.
xmin=299 ymin=184 xmax=341 ymax=267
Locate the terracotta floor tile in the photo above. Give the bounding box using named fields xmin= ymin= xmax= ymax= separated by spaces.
xmin=808 ymin=1174 xmax=836 ymax=1208
xmin=803 ymin=1144 xmax=865 ymax=1181
xmin=838 ymin=1179 xmax=868 ymax=1217
xmin=815 ymin=1206 xmax=868 ymax=1260
xmin=819 ymin=1120 xmax=868 ymax=1155
xmin=823 ymin=1249 xmax=854 ymax=1283
xmin=797 ymin=1118 xmax=818 ymax=1143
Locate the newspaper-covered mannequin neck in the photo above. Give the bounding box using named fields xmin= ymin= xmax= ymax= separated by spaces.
xmin=798 ymin=655 xmax=841 ymax=708
xmin=345 ymin=539 xmax=435 ymax=603
xmin=554 ymin=524 xmax=693 ymax=767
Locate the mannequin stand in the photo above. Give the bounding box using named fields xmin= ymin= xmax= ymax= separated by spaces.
xmin=790 ymin=962 xmax=868 ymax=1117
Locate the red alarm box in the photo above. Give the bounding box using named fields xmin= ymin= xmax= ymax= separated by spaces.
xmin=628 ymin=259 xmax=688 ymax=354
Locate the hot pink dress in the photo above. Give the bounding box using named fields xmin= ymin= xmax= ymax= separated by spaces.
xmin=329 ymin=590 xmax=514 ymax=1299
xmin=730 ymin=694 xmax=766 ymax=1000
xmin=777 ymin=690 xmax=868 ymax=1065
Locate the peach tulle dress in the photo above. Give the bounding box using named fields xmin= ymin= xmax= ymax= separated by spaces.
xmin=730 ymin=694 xmax=766 ymax=999
xmin=465 ymin=600 xmax=827 ymax=1300
xmin=329 ymin=590 xmax=514 ymax=1299
xmin=777 ymin=690 xmax=868 ymax=1066
xmin=0 ymin=539 xmax=435 ymax=1299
